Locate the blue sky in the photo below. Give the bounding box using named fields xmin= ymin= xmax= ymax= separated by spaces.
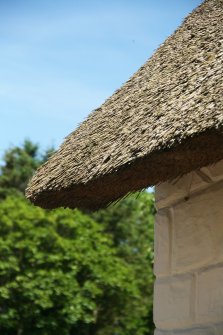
xmin=0 ymin=0 xmax=203 ymax=157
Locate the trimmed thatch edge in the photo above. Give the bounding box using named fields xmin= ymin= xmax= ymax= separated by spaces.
xmin=28 ymin=129 xmax=223 ymax=210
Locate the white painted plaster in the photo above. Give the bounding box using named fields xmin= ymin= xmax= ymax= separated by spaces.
xmin=154 ymin=159 xmax=223 ymax=334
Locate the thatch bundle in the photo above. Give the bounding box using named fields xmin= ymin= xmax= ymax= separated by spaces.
xmin=26 ymin=0 xmax=223 ymax=210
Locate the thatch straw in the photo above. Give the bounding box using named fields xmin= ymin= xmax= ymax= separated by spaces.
xmin=26 ymin=0 xmax=223 ymax=210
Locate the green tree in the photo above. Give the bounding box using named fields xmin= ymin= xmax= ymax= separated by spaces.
xmin=0 ymin=140 xmax=54 ymax=198
xmin=0 ymin=195 xmax=137 ymax=335
xmin=91 ymin=192 xmax=155 ymax=335
xmin=0 ymin=141 xmax=155 ymax=334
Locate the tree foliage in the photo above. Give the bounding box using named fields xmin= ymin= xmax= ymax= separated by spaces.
xmin=90 ymin=193 xmax=155 ymax=334
xmin=0 ymin=139 xmax=54 ymax=198
xmin=0 ymin=141 xmax=155 ymax=334
xmin=0 ymin=196 xmax=138 ymax=335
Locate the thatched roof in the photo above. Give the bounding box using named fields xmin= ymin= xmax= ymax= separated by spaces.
xmin=26 ymin=0 xmax=223 ymax=210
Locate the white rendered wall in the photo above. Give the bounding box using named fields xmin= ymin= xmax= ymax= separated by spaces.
xmin=154 ymin=159 xmax=223 ymax=335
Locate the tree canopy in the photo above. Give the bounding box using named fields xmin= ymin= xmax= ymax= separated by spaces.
xmin=0 ymin=195 xmax=140 ymax=335
xmin=0 ymin=139 xmax=54 ymax=198
xmin=0 ymin=140 xmax=155 ymax=335
xmin=90 ymin=192 xmax=155 ymax=334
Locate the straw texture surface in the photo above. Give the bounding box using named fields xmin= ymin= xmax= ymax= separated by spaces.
xmin=26 ymin=0 xmax=223 ymax=210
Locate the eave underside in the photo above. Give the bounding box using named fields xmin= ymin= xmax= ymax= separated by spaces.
xmin=29 ymin=130 xmax=223 ymax=211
